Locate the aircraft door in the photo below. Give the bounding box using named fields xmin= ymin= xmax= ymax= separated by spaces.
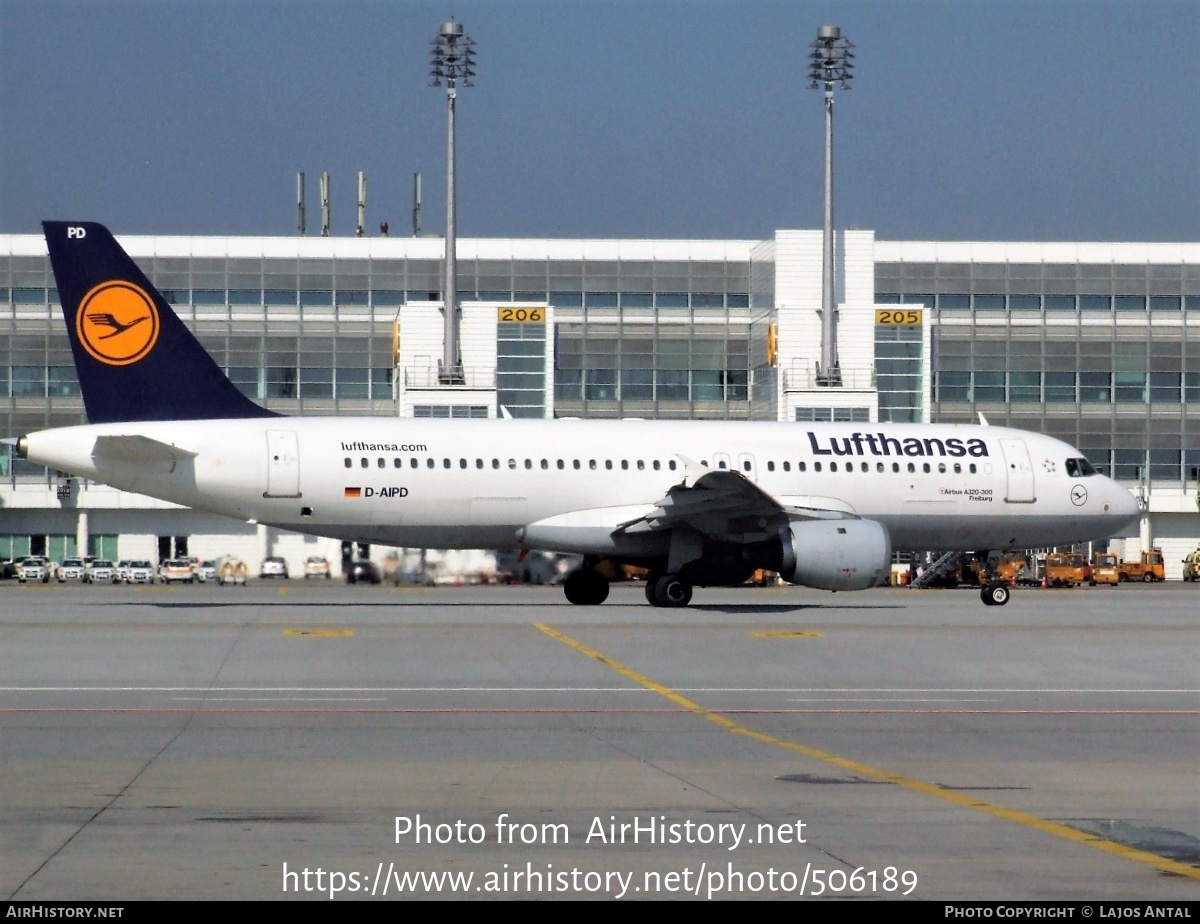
xmin=999 ymin=438 xmax=1035 ymax=503
xmin=265 ymin=430 xmax=301 ymax=498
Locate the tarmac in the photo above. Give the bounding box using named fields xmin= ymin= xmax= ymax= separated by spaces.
xmin=0 ymin=579 xmax=1197 ymax=901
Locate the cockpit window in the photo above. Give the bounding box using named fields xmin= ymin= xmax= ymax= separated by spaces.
xmin=1065 ymin=457 xmax=1097 ymax=477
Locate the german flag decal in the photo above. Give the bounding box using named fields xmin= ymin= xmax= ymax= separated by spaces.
xmin=344 ymin=487 xmax=362 ymax=498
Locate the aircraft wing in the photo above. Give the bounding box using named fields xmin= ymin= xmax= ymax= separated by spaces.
xmin=615 ymin=461 xmax=857 ymax=544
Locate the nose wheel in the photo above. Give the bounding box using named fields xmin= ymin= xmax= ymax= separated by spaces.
xmin=981 ymin=582 xmax=1010 ymax=606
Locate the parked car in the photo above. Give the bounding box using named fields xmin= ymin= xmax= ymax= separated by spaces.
xmin=116 ymin=560 xmax=133 ymax=582
xmin=195 ymin=560 xmax=218 ymax=583
xmin=18 ymin=557 xmax=49 ymax=584
xmin=303 ymin=556 xmax=331 ymax=579
xmin=392 ymin=569 xmax=435 ymax=587
xmin=346 ymin=560 xmax=382 ymax=585
xmin=160 ymin=559 xmax=197 ymax=584
xmin=125 ymin=561 xmax=156 ymax=584
xmin=259 ymin=556 xmax=289 ymax=579
xmin=86 ymin=560 xmax=117 ymax=584
xmin=56 ymin=558 xmax=87 ymax=582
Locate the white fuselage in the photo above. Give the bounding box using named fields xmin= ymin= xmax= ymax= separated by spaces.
xmin=21 ymin=418 xmax=1139 ymax=555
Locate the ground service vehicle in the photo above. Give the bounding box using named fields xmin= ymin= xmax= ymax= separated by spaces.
xmin=1118 ymin=549 xmax=1165 ymax=583
xmin=1182 ymin=549 xmax=1200 ymax=582
xmin=1043 ymin=552 xmax=1091 ymax=588
xmin=218 ymin=560 xmax=248 ymax=585
xmin=1089 ymin=552 xmax=1121 ymax=586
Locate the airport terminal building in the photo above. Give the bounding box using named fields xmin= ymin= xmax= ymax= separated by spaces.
xmin=2 ymin=228 xmax=1198 ymax=575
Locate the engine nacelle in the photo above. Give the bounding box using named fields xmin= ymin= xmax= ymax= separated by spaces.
xmin=778 ymin=518 xmax=892 ymax=591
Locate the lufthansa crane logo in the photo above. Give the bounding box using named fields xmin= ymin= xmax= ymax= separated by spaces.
xmin=75 ymin=280 xmax=160 ymax=366
xmin=1070 ymin=484 xmax=1088 ymax=506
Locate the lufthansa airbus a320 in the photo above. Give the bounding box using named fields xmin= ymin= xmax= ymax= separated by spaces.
xmin=13 ymin=222 xmax=1139 ymax=607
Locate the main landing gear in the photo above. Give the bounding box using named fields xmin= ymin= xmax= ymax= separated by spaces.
xmin=561 ymin=567 xmax=696 ymax=607
xmin=563 ymin=568 xmax=609 ymax=605
xmin=645 ymin=573 xmax=693 ymax=608
xmin=980 ymin=582 xmax=1010 ymax=606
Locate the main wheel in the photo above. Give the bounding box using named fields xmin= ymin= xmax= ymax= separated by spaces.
xmin=1143 ymin=572 xmax=1154 ymax=583
xmin=563 ymin=569 xmax=609 ymax=605
xmin=649 ymin=574 xmax=693 ymax=608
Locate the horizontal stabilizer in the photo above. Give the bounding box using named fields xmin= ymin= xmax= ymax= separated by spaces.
xmin=91 ymin=435 xmax=198 ymax=464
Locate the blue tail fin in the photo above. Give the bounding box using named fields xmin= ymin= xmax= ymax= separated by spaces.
xmin=43 ymin=221 xmax=277 ymax=423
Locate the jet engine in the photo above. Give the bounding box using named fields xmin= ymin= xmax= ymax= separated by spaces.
xmin=777 ymin=518 xmax=892 ymax=591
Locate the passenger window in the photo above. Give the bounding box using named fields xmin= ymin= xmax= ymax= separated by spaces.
xmin=907 ymin=463 xmax=915 ymax=473
xmin=892 ymin=463 xmax=900 ymax=473
xmin=969 ymin=463 xmax=977 ymax=474
xmin=460 ymin=459 xmax=467 ymax=469
xmin=574 ymin=460 xmax=581 ymax=470
xmin=589 ymin=460 xmax=597 ymax=470
xmin=637 ymin=460 xmax=645 ymax=470
xmin=393 ymin=458 xmax=401 ymax=468
xmin=653 ymin=460 xmax=661 ymax=470
xmin=831 ymin=462 xmax=838 ymax=472
xmin=428 ymin=458 xmax=435 ymax=469
xmin=492 ymin=459 xmax=500 ymax=469
xmin=767 ymin=461 xmax=775 ymax=472
xmin=877 ymin=462 xmax=884 ymax=473
xmin=938 ymin=463 xmax=946 ymax=474
xmin=799 ymin=461 xmax=807 ymax=472
xmin=814 ymin=462 xmax=822 ymax=472
xmin=861 ymin=462 xmax=868 ymax=472
xmin=525 ymin=459 xmax=532 ymax=469
xmin=669 ymin=460 xmax=677 ymax=470
xmin=509 ymin=459 xmax=517 ymax=469
xmin=923 ymin=463 xmax=931 ymax=473
xmin=360 ymin=458 xmax=368 ymax=468
xmin=743 ymin=460 xmax=751 ymax=472
xmin=476 ymin=459 xmax=484 ymax=469
xmin=443 ymin=458 xmax=451 ymax=469
xmin=344 ymin=458 xmax=351 ymax=468
xmin=605 ymin=460 xmax=613 ymax=470
xmin=378 ymin=458 xmax=385 ymax=468
xmin=621 ymin=460 xmax=628 ymax=470
xmin=953 ymin=463 xmax=961 ymax=474
xmin=783 ymin=461 xmax=790 ymax=472
xmin=557 ymin=460 xmax=565 ymax=470
xmin=541 ymin=459 xmax=549 ymax=470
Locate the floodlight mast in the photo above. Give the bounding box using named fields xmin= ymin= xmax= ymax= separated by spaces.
xmin=430 ymin=18 xmax=476 ymax=385
xmin=809 ymin=25 xmax=853 ymax=387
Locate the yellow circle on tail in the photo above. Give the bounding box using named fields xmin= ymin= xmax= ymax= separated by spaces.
xmin=75 ymin=281 xmax=160 ymax=366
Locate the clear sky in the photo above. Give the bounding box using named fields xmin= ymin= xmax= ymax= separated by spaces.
xmin=2 ymin=0 xmax=1197 ymax=242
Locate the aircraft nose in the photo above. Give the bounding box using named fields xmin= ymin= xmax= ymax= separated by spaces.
xmin=1107 ymin=479 xmax=1141 ymax=526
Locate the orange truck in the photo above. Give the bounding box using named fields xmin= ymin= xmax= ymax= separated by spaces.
xmin=1089 ymin=552 xmax=1121 ymax=586
xmin=1042 ymin=552 xmax=1091 ymax=588
xmin=1117 ymin=549 xmax=1165 ymax=583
